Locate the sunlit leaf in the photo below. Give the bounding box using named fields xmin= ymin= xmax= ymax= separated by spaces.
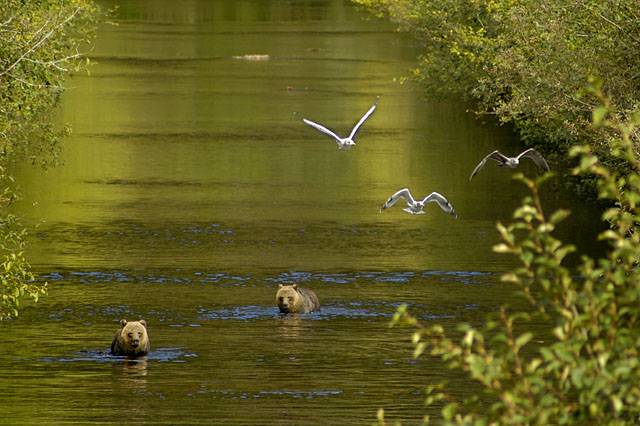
xmin=515 ymin=332 xmax=533 ymax=350
xmin=592 ymin=106 xmax=608 ymax=126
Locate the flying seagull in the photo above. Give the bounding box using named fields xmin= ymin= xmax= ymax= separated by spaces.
xmin=469 ymin=148 xmax=550 ymax=181
xmin=381 ymin=188 xmax=458 ymax=217
xmin=302 ymin=101 xmax=377 ymax=149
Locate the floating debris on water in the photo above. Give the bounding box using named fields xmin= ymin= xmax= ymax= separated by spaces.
xmin=232 ymin=54 xmax=270 ymax=61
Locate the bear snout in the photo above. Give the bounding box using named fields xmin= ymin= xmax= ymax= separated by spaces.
xmin=130 ymin=339 xmax=140 ymax=347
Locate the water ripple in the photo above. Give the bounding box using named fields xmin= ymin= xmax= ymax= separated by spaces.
xmin=266 ymin=270 xmax=491 ymax=285
xmin=254 ymin=389 xmax=343 ymax=399
xmin=192 ymin=387 xmax=343 ymax=400
xmin=40 ymin=347 xmax=197 ymax=364
xmin=39 ymin=270 xmax=251 ymax=286
xmin=197 ymin=302 xmax=426 ymax=321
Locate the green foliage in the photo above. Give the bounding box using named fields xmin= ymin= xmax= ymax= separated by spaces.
xmin=355 ymin=0 xmax=640 ymax=158
xmin=0 ymin=1 xmax=98 ymax=319
xmin=358 ymin=1 xmax=640 ymax=420
xmin=0 ymin=211 xmax=45 ymax=321
xmin=376 ymin=94 xmax=640 ymax=424
xmin=1 ymin=0 xmax=98 ymax=166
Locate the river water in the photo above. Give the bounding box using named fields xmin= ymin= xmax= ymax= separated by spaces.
xmin=2 ymin=1 xmax=603 ymax=424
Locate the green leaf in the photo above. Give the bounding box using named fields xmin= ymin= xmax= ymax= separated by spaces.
xmin=526 ymin=358 xmax=542 ymax=373
xmin=463 ymin=329 xmax=475 ymax=347
xmin=515 ymin=332 xmax=533 ymax=350
xmin=549 ymin=209 xmax=571 ymax=224
xmin=569 ymin=145 xmax=590 ymax=157
xmin=442 ymin=403 xmax=458 ymax=421
xmin=493 ymin=243 xmax=512 ymax=254
xmin=611 ymin=395 xmax=623 ymax=413
xmin=592 ymin=106 xmax=608 ymax=126
xmin=521 ymin=251 xmax=534 ymax=266
xmin=579 ymin=156 xmax=598 ymax=171
xmin=553 ymin=326 xmax=566 ymax=341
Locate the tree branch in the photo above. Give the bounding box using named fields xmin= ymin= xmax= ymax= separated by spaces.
xmin=0 ymin=7 xmax=80 ymax=77
xmin=22 ymin=47 xmax=85 ymax=72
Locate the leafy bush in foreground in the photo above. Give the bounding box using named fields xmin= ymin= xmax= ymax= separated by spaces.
xmin=376 ymin=88 xmax=640 ymax=424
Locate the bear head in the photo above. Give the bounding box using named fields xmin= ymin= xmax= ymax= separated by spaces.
xmin=276 ymin=284 xmax=301 ymax=313
xmin=119 ymin=319 xmax=148 ymax=350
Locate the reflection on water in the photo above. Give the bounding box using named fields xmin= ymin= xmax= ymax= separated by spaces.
xmin=2 ymin=0 xmax=604 ymax=424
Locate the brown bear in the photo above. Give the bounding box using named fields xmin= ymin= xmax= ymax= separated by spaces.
xmin=110 ymin=319 xmax=150 ymax=357
xmin=276 ymin=284 xmax=320 ymax=314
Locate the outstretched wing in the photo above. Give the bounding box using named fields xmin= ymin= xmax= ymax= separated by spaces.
xmin=518 ymin=148 xmax=550 ymax=171
xmin=302 ymin=118 xmax=343 ymax=143
xmin=348 ymin=103 xmax=377 ymax=140
xmin=381 ymin=188 xmax=414 ymax=211
xmin=422 ymin=192 xmax=457 ymax=218
xmin=469 ymin=150 xmax=510 ymax=181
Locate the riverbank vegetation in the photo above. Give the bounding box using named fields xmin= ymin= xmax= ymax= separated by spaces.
xmin=355 ymin=0 xmax=640 ymax=175
xmin=0 ymin=0 xmax=97 ymax=319
xmin=375 ymin=88 xmax=640 ymax=425
xmin=355 ymin=1 xmax=640 ymax=423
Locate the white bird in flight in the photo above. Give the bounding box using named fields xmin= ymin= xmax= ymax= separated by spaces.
xmin=302 ymin=101 xmax=377 ymax=149
xmin=381 ymin=188 xmax=458 ymax=218
xmin=469 ymin=148 xmax=550 ymax=181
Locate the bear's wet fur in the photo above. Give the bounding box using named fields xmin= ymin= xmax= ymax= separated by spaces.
xmin=111 ymin=319 xmax=150 ymax=357
xmin=276 ymin=284 xmax=320 ymax=313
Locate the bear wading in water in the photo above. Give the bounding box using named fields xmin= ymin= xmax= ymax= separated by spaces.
xmin=111 ymin=319 xmax=150 ymax=357
xmin=276 ymin=284 xmax=320 ymax=314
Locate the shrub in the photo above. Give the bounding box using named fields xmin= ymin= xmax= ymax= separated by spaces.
xmin=355 ymin=0 xmax=640 ymax=158
xmin=375 ymin=86 xmax=640 ymax=425
xmin=0 ymin=0 xmax=98 ymax=319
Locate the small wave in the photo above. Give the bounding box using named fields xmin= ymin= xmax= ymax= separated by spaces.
xmin=421 ymin=270 xmax=493 ymax=285
xmin=40 ymin=347 xmax=197 ymax=364
xmin=197 ymin=303 xmax=404 ymax=321
xmin=254 ymin=389 xmax=342 ymax=399
xmin=197 ymin=305 xmax=278 ymax=321
xmin=191 ymin=387 xmax=342 ymax=400
xmin=39 ymin=269 xmax=249 ymax=286
xmin=267 ymin=270 xmax=490 ymax=286
xmin=38 ymin=269 xmax=492 ymax=291
xmin=374 ymin=272 xmax=415 ymax=283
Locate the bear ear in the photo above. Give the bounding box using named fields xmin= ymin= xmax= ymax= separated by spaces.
xmin=139 ymin=319 xmax=147 ymax=328
xmin=120 ymin=319 xmax=127 ymax=327
xmin=292 ymin=284 xmax=298 ymax=290
xmin=279 ymin=284 xmax=284 ymax=288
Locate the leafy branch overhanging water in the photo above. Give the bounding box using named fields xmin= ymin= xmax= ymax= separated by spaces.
xmin=355 ymin=0 xmax=640 ymax=184
xmin=0 ymin=0 xmax=98 ymax=319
